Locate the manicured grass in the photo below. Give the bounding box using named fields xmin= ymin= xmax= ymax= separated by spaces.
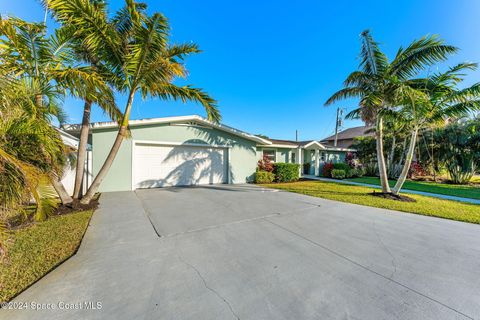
xmin=345 ymin=176 xmax=480 ymax=200
xmin=0 ymin=210 xmax=93 ymax=302
xmin=262 ymin=181 xmax=480 ymax=224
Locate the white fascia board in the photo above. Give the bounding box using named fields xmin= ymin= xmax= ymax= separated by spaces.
xmin=65 ymin=115 xmax=271 ymax=145
xmin=302 ymin=141 xmax=326 ymax=149
xmin=258 ymin=144 xmax=298 ymax=149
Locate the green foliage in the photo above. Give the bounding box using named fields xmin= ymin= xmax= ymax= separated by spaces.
xmin=331 ymin=169 xmax=346 ymax=179
xmin=273 ymin=163 xmax=300 ymax=182
xmin=351 ymin=167 xmax=366 ymax=178
xmin=255 ymin=171 xmax=275 ymax=184
xmin=0 ymin=210 xmax=92 ymax=302
xmin=333 ymin=163 xmax=352 ymax=177
xmin=434 ymin=119 xmax=480 ymax=184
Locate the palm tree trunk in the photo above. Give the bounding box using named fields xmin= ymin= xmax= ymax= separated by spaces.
xmin=80 ymin=91 xmax=135 ymax=205
xmin=51 ymin=176 xmax=73 ymax=205
xmin=388 ymin=135 xmax=396 ymax=171
xmin=73 ymin=100 xmax=92 ymax=199
xmin=392 ymin=128 xmax=418 ymax=195
xmin=376 ymin=117 xmax=391 ymax=193
xmin=35 ymin=93 xmax=74 ymax=204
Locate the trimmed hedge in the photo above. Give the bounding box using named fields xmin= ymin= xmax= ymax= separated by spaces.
xmin=273 ymin=163 xmax=300 ymax=182
xmin=331 ymin=169 xmax=346 ymax=179
xmin=255 ymin=171 xmax=275 ymax=183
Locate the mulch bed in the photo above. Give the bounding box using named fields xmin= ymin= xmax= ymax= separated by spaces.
xmin=369 ymin=191 xmax=416 ymax=202
xmin=55 ymin=198 xmax=99 ymax=216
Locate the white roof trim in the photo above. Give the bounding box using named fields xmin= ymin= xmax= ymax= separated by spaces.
xmin=302 ymin=141 xmax=326 ymax=149
xmin=64 ymin=115 xmax=271 ymax=145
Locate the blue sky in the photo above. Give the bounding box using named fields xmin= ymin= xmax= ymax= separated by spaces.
xmin=2 ymin=1 xmax=480 ymax=140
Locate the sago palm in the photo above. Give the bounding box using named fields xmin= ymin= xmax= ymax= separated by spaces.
xmin=326 ymin=30 xmax=457 ymax=193
xmin=45 ymin=0 xmax=220 ymax=204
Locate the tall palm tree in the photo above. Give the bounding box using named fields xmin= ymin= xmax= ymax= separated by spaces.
xmin=326 ymin=30 xmax=457 ymax=193
xmin=391 ymin=63 xmax=480 ymax=194
xmin=0 ymin=16 xmax=114 ymax=205
xmin=45 ymin=0 xmax=220 ymax=204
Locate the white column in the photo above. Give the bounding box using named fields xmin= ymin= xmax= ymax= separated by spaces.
xmin=297 ymin=147 xmax=302 ymax=176
xmin=314 ymin=149 xmax=320 ymax=176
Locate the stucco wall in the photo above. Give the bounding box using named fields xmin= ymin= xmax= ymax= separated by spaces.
xmin=92 ymin=123 xmax=258 ymax=192
xmin=256 ymin=147 xmax=294 ymax=163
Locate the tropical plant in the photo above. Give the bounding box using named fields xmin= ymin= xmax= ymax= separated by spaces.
xmin=331 ymin=169 xmax=346 ymax=179
xmin=326 ymin=30 xmax=457 ymax=194
xmin=0 ymin=16 xmax=114 ymax=206
xmin=391 ymin=63 xmax=480 ymax=193
xmin=255 ymin=171 xmax=275 ymax=184
xmin=45 ymin=0 xmax=220 ymax=204
xmin=434 ymin=119 xmax=480 ymax=184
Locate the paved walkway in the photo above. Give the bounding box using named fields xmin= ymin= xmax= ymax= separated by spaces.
xmin=304 ymin=175 xmax=480 ymax=205
xmin=2 ymin=185 xmax=480 ymax=319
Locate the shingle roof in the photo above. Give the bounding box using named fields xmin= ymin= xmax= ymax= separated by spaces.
xmin=322 ymin=125 xmax=374 ymax=141
xmin=268 ymin=139 xmax=300 ymax=146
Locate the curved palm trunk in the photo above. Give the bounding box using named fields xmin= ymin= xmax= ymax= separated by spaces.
xmin=392 ymin=128 xmax=418 ymax=195
xmin=51 ymin=176 xmax=73 ymax=205
xmin=73 ymin=100 xmax=92 ymax=199
xmin=376 ymin=117 xmax=391 ymax=193
xmin=35 ymin=93 xmax=74 ymax=204
xmin=80 ymin=91 xmax=135 ymax=205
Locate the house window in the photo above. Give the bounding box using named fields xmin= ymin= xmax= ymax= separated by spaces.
xmin=263 ymin=149 xmax=276 ymax=162
xmin=320 ymin=152 xmax=326 ymax=162
xmin=291 ymin=152 xmax=296 ymax=163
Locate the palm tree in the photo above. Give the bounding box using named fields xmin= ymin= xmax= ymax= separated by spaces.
xmin=0 ymin=16 xmax=114 ymax=205
xmin=391 ymin=63 xmax=480 ymax=194
xmin=326 ymin=30 xmax=457 ymax=193
xmin=45 ymin=0 xmax=220 ymax=204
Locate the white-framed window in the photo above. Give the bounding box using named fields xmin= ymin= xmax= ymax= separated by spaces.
xmin=290 ymin=152 xmax=296 ymax=163
xmin=263 ymin=149 xmax=276 ymax=162
xmin=320 ymin=152 xmax=326 ymax=162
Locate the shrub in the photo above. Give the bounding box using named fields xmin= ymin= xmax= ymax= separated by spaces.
xmin=351 ymin=167 xmax=365 ymax=178
xmin=257 ymin=155 xmax=273 ymax=172
xmin=345 ymin=152 xmax=357 ymax=168
xmin=255 ymin=171 xmax=275 ymax=183
xmin=333 ymin=163 xmax=352 ymax=178
xmin=364 ymin=162 xmax=378 ymax=176
xmin=408 ymin=161 xmax=427 ymax=178
xmin=273 ymin=163 xmax=300 ymax=182
xmin=331 ymin=169 xmax=346 ymax=179
xmin=322 ymin=162 xmax=334 ymax=177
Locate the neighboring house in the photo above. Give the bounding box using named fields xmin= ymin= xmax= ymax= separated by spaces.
xmin=57 ymin=128 xmax=93 ymax=196
xmin=321 ymin=125 xmax=374 ymax=148
xmin=63 ymin=115 xmax=353 ymax=192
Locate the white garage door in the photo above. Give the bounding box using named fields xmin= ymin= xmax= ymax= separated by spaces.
xmin=133 ymin=143 xmax=228 ymax=189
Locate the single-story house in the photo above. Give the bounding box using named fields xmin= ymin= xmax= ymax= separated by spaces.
xmin=57 ymin=128 xmax=93 ymax=196
xmin=63 ymin=115 xmax=353 ymax=192
xmin=321 ymin=125 xmax=374 ymax=148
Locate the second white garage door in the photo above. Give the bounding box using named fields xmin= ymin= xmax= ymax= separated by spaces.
xmin=133 ymin=143 xmax=228 ymax=189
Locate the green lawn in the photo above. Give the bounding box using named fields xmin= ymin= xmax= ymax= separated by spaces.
xmin=0 ymin=210 xmax=93 ymax=302
xmin=345 ymin=176 xmax=480 ymax=200
xmin=262 ymin=180 xmax=480 ymax=224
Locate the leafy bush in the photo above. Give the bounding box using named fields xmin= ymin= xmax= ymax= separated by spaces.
xmin=408 ymin=161 xmax=427 ymax=178
xmin=364 ymin=163 xmax=378 ymax=177
xmin=333 ymin=163 xmax=352 ymax=178
xmin=331 ymin=169 xmax=346 ymax=179
xmin=273 ymin=163 xmax=300 ymax=182
xmin=351 ymin=167 xmax=365 ymax=178
xmin=322 ymin=162 xmax=334 ymax=177
xmin=257 ymin=155 xmax=274 ymax=172
xmin=255 ymin=171 xmax=275 ymax=183
xmin=345 ymin=152 xmax=357 ymax=168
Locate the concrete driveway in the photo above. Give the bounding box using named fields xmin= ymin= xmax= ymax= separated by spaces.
xmin=2 ymin=185 xmax=479 ymax=320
